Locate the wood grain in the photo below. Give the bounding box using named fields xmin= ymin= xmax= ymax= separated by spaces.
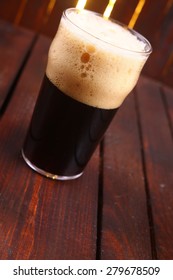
xmin=1 ymin=7 xmax=173 ymax=260
xmin=0 ymin=34 xmax=100 ymax=260
xmin=0 ymin=20 xmax=34 ymax=112
xmin=163 ymin=83 xmax=173 ymax=130
xmin=136 ymin=76 xmax=173 ymax=259
xmin=100 ymin=89 xmax=152 ymax=259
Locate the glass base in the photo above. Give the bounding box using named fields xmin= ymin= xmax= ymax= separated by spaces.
xmin=21 ymin=149 xmax=83 ymax=181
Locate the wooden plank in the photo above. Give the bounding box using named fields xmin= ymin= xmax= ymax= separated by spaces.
xmin=136 ymin=76 xmax=173 ymax=259
xmin=0 ymin=35 xmax=99 ymax=259
xmin=135 ymin=1 xmax=173 ymax=86
xmin=162 ymin=51 xmax=173 ymax=87
xmin=163 ymin=84 xmax=173 ymax=129
xmin=100 ymin=90 xmax=152 ymax=259
xmin=160 ymin=5 xmax=173 ymax=87
xmin=0 ymin=0 xmax=21 ymax=22
xmin=135 ymin=0 xmax=168 ymax=38
xmin=111 ymin=0 xmax=139 ymax=25
xmin=144 ymin=6 xmax=173 ymax=86
xmin=19 ymin=0 xmax=50 ymax=32
xmin=0 ymin=20 xmax=35 ymax=112
xmin=41 ymin=0 xmax=76 ymax=38
xmin=86 ymin=0 xmax=109 ymax=15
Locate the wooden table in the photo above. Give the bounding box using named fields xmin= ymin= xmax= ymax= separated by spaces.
xmin=0 ymin=19 xmax=173 ymax=260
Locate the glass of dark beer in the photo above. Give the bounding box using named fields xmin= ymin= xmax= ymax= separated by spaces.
xmin=22 ymin=8 xmax=152 ymax=180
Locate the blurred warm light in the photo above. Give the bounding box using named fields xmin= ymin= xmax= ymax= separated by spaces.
xmin=47 ymin=0 xmax=56 ymax=16
xmin=128 ymin=0 xmax=146 ymax=28
xmin=103 ymin=0 xmax=117 ymax=19
xmin=76 ymin=0 xmax=87 ymax=10
xmin=14 ymin=0 xmax=28 ymax=24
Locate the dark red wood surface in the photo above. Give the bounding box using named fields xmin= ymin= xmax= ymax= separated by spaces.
xmin=0 ymin=0 xmax=22 ymax=22
xmin=0 ymin=20 xmax=173 ymax=260
xmin=0 ymin=27 xmax=99 ymax=259
xmin=136 ymin=77 xmax=173 ymax=259
xmin=0 ymin=19 xmax=35 ymax=112
xmin=101 ymin=93 xmax=152 ymax=259
xmin=163 ymin=84 xmax=173 ymax=130
xmin=111 ymin=0 xmax=139 ymax=25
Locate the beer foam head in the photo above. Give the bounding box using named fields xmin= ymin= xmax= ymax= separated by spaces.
xmin=46 ymin=8 xmax=152 ymax=109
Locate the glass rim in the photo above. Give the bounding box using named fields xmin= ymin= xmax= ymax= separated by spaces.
xmin=63 ymin=8 xmax=152 ymax=57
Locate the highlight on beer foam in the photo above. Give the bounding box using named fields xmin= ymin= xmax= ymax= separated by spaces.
xmin=46 ymin=8 xmax=152 ymax=110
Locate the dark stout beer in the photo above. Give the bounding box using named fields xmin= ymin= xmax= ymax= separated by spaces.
xmin=22 ymin=8 xmax=151 ymax=179
xmin=23 ymin=75 xmax=118 ymax=176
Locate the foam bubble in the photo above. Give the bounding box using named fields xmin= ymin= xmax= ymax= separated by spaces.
xmin=46 ymin=9 xmax=151 ymax=109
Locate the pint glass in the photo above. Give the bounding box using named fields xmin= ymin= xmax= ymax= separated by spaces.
xmin=22 ymin=8 xmax=152 ymax=180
